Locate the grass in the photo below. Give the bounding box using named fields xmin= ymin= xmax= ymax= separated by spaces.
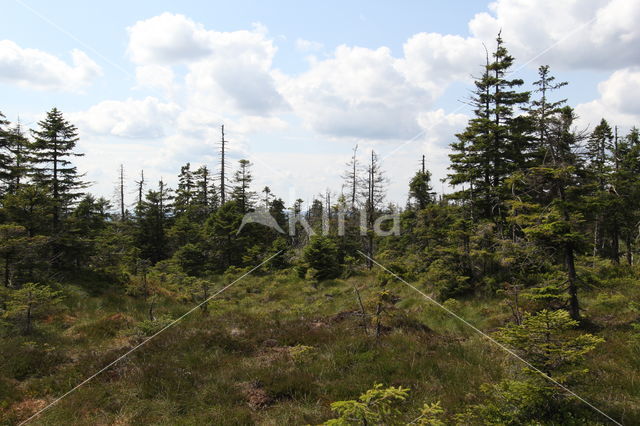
xmin=1 ymin=265 xmax=639 ymax=424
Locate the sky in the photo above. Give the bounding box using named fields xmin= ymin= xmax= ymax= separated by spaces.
xmin=1 ymin=0 xmax=640 ymax=209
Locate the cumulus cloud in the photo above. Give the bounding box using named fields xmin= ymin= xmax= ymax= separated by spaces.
xmin=73 ymin=97 xmax=180 ymax=139
xmin=127 ymin=13 xmax=212 ymax=64
xmin=0 ymin=40 xmax=101 ymax=91
xmin=128 ymin=13 xmax=287 ymax=116
xmin=280 ymin=45 xmax=435 ymax=140
xmin=468 ymin=0 xmax=640 ymax=70
xmin=576 ymin=67 xmax=640 ymax=127
xmin=279 ymin=31 xmax=482 ymax=142
xmin=399 ymin=33 xmax=484 ymax=91
xmin=124 ymin=13 xmax=486 ymax=142
xmin=185 ymin=54 xmax=287 ymax=116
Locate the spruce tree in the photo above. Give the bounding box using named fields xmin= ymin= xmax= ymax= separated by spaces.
xmin=449 ymin=34 xmax=530 ymax=222
xmin=509 ymin=106 xmax=587 ymax=320
xmin=0 ymin=111 xmax=12 ymax=190
xmin=408 ymin=167 xmax=434 ymax=210
xmin=30 ymin=108 xmax=87 ymax=231
xmin=231 ymin=159 xmax=256 ymax=214
xmin=526 ymin=65 xmax=568 ymax=164
xmin=193 ymin=165 xmax=218 ymax=217
xmin=174 ymin=162 xmax=194 ymax=217
xmin=617 ymin=128 xmax=640 ymax=264
xmin=585 ymin=119 xmax=615 ymax=260
xmin=135 ymin=189 xmax=168 ymax=263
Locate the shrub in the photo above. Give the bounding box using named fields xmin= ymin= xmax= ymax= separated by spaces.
xmin=422 ymin=259 xmax=470 ymax=300
xmin=323 ymin=383 xmax=409 ymax=425
xmin=303 ymin=236 xmax=342 ymax=281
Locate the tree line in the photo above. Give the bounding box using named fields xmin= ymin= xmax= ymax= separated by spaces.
xmin=0 ymin=34 xmax=638 ymax=331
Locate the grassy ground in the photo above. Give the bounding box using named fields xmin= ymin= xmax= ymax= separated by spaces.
xmin=1 ymin=265 xmax=639 ymax=425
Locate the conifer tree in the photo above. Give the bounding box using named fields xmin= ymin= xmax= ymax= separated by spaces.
xmin=231 ymin=159 xmax=256 ymax=214
xmin=30 ymin=108 xmax=87 ymax=231
xmin=262 ymin=186 xmax=272 ymax=209
xmin=616 ymin=128 xmax=640 ymax=264
xmin=408 ymin=157 xmax=434 ymax=210
xmin=193 ymin=165 xmax=218 ymax=216
xmin=585 ymin=119 xmax=615 ymax=260
xmin=0 ymin=118 xmax=30 ymax=195
xmin=174 ymin=163 xmax=194 ymax=217
xmin=4 ymin=282 xmax=62 ymax=334
xmin=449 ymin=34 xmax=530 ymax=222
xmin=509 ymin=106 xmax=587 ymax=320
xmin=135 ymin=188 xmax=169 ymax=263
xmin=526 ymin=65 xmax=568 ymax=163
xmin=0 ymin=111 xmax=12 ymax=191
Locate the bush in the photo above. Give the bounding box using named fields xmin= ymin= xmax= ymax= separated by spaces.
xmin=323 ymin=383 xmax=410 ymax=425
xmin=131 ymin=314 xmax=175 ymax=337
xmin=421 ymin=259 xmax=470 ymax=300
xmin=303 ymin=236 xmax=342 ymax=281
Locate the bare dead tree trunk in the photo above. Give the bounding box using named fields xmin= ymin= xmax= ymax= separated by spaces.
xmin=119 ymin=164 xmax=126 ymax=220
xmin=220 ymin=125 xmax=227 ymax=204
xmin=136 ymin=170 xmax=145 ymax=207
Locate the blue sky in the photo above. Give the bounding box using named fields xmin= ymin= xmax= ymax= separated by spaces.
xmin=1 ymin=0 xmax=639 ymax=207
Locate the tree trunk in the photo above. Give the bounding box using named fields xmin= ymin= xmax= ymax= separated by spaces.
xmin=558 ymin=185 xmax=580 ymax=321
xmin=565 ymin=243 xmax=580 ymax=321
xmin=612 ymin=222 xmax=620 ymax=264
xmin=4 ymin=254 xmax=10 ymax=288
xmin=26 ymin=302 xmax=32 ymax=334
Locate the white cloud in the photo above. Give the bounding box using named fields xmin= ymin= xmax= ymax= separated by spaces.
xmin=185 ymin=54 xmax=287 ymax=116
xmin=576 ymin=67 xmax=640 ymax=127
xmin=468 ymin=0 xmax=640 ymax=70
xmin=280 ymin=32 xmax=481 ymax=141
xmin=73 ymin=97 xmax=180 ymax=139
xmin=127 ymin=13 xmax=212 ymax=64
xmin=129 ymin=13 xmax=287 ymax=116
xmin=280 ymin=45 xmax=435 ymax=140
xmin=399 ymin=33 xmax=484 ymax=91
xmin=134 ymin=64 xmax=176 ymax=95
xmin=0 ymin=40 xmax=101 ymax=91
xmin=295 ymin=38 xmax=323 ymax=52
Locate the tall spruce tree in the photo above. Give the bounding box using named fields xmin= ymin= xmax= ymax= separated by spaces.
xmin=449 ymin=34 xmax=530 ymax=223
xmin=30 ymin=108 xmax=87 ymax=231
xmin=509 ymin=106 xmax=587 ymax=321
xmin=616 ymin=128 xmax=640 ymax=264
xmin=408 ymin=158 xmax=434 ymax=210
xmin=585 ymin=119 xmax=615 ymax=260
xmin=193 ymin=165 xmax=218 ymax=218
xmin=231 ymin=159 xmax=256 ymax=214
xmin=0 ymin=111 xmax=11 ymax=190
xmin=174 ymin=163 xmax=194 ymax=217
xmin=0 ymin=117 xmax=31 ymax=195
xmin=526 ymin=65 xmax=568 ymax=164
xmin=135 ymin=189 xmax=169 ymax=263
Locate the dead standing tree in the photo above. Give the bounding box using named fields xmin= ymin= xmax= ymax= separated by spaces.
xmin=361 ymin=150 xmax=386 ymax=269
